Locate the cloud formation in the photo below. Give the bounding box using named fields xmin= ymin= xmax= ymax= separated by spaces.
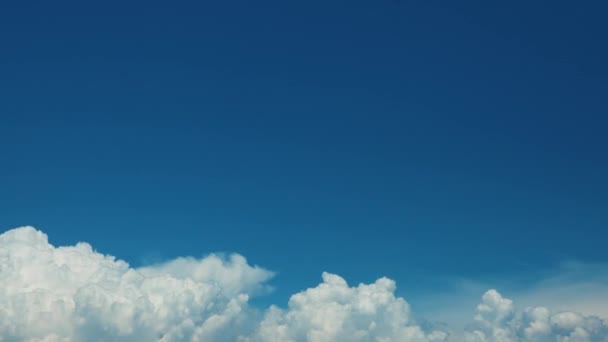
xmin=0 ymin=227 xmax=271 ymax=341
xmin=1 ymin=226 xmax=607 ymax=342
xmin=465 ymin=290 xmax=608 ymax=342
xmin=247 ymin=272 xmax=448 ymax=342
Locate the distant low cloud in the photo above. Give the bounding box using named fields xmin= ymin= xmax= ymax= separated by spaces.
xmin=465 ymin=289 xmax=608 ymax=341
xmin=1 ymin=226 xmax=607 ymax=341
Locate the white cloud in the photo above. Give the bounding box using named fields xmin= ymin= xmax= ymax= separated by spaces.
xmin=465 ymin=289 xmax=608 ymax=342
xmin=411 ymin=262 xmax=608 ymax=340
xmin=1 ymin=226 xmax=607 ymax=342
xmin=0 ymin=226 xmax=268 ymax=341
xmin=246 ymin=272 xmax=448 ymax=342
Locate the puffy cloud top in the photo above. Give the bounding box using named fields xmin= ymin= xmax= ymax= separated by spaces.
xmin=0 ymin=226 xmax=268 ymax=341
xmin=1 ymin=226 xmax=607 ymax=342
xmin=248 ymin=272 xmax=447 ymax=342
xmin=466 ymin=289 xmax=608 ymax=342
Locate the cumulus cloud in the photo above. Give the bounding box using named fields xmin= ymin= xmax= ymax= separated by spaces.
xmin=1 ymin=226 xmax=607 ymax=342
xmin=465 ymin=289 xmax=608 ymax=342
xmin=0 ymin=226 xmax=269 ymax=341
xmin=0 ymin=226 xmax=437 ymax=341
xmin=246 ymin=272 xmax=448 ymax=342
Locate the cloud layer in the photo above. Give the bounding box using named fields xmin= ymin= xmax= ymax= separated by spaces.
xmin=1 ymin=226 xmax=607 ymax=342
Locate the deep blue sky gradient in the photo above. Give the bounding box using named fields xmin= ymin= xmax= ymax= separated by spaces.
xmin=1 ymin=0 xmax=607 ymax=305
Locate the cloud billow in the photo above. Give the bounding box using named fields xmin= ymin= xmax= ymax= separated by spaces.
xmin=0 ymin=226 xmax=606 ymax=342
xmin=465 ymin=289 xmax=608 ymax=341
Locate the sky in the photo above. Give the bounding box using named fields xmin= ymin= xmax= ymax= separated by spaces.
xmin=1 ymin=1 xmax=607 ymax=341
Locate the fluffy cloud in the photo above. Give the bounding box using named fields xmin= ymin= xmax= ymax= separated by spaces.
xmin=0 ymin=227 xmax=437 ymax=341
xmin=1 ymin=226 xmax=607 ymax=342
xmin=465 ymin=290 xmax=608 ymax=342
xmin=247 ymin=272 xmax=448 ymax=342
xmin=0 ymin=226 xmax=269 ymax=341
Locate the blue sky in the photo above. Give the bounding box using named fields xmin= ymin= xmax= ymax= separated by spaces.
xmin=1 ymin=1 xmax=608 ymax=338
